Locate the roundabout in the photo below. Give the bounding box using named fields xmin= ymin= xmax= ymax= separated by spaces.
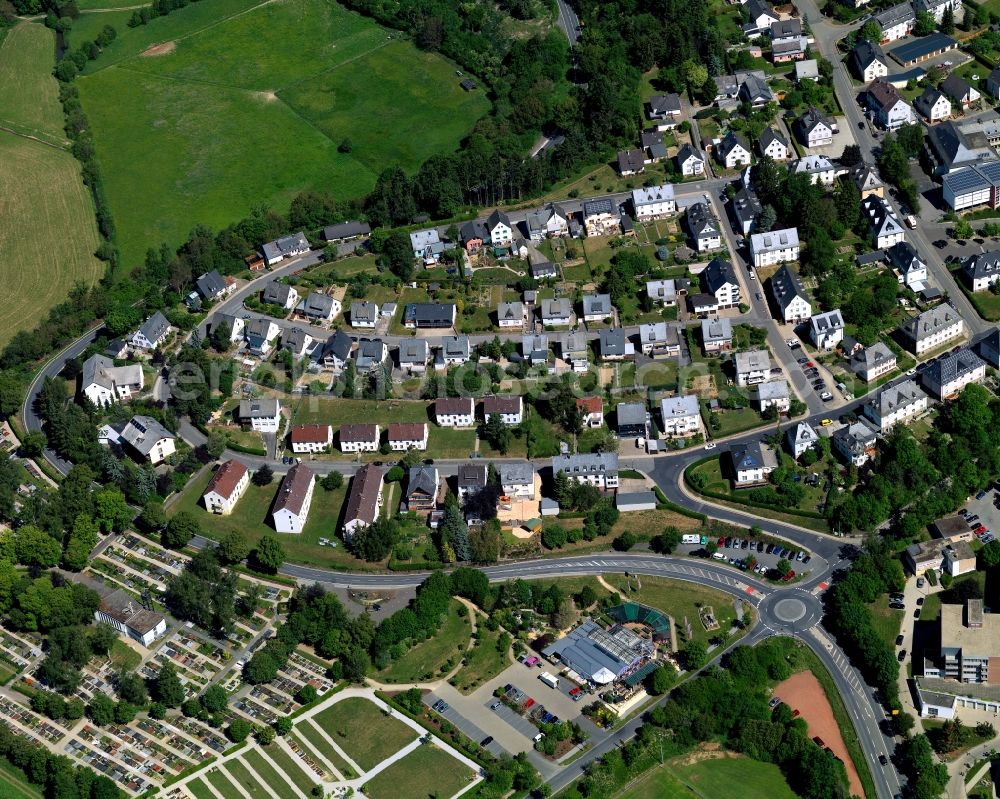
xmin=756 ymin=589 xmax=824 ymax=635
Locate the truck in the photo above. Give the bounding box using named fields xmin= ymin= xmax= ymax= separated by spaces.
xmin=539 ymin=672 xmax=559 ymax=689
xmin=681 ymin=534 xmax=700 ymax=545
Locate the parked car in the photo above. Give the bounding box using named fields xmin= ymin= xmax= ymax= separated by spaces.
xmin=896 ymin=634 xmax=904 ymax=646
xmin=897 ymin=650 xmax=906 ymax=662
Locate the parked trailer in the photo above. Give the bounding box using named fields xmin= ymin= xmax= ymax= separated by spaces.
xmin=539 ymin=672 xmax=559 ymax=689
xmin=681 ymin=534 xmax=700 ymax=544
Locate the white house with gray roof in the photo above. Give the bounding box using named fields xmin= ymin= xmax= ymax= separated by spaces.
xmin=770 ymin=265 xmax=812 ymax=323
xmin=793 ymin=154 xmax=838 ymax=186
xmin=281 ymin=327 xmax=314 ymax=358
xmin=703 ymin=257 xmax=741 ymax=308
xmin=631 ymin=184 xmax=676 ymax=221
xmin=356 ymin=339 xmax=388 ymax=373
xmin=239 ymin=398 xmax=281 ymax=433
xmin=833 ymin=419 xmax=878 ymax=466
xmin=638 ymin=322 xmax=677 ymax=357
xmin=81 ymin=355 xmax=143 ymax=406
xmin=262 ymin=232 xmax=309 ymax=266
xmin=522 ymin=334 xmax=550 ymax=366
xmin=899 ymin=302 xmax=965 ymax=355
xmin=750 ymin=379 xmax=790 ymax=413
xmin=599 ymin=329 xmax=634 ymax=360
xmin=797 ymin=107 xmax=836 ymax=148
xmin=687 ymin=202 xmax=722 ymax=251
xmin=561 ymin=332 xmax=589 ymax=372
xmin=735 ymin=349 xmax=771 ymax=386
xmin=659 ymin=395 xmax=702 ymax=438
xmin=751 ymin=228 xmax=799 ymax=267
xmin=438 ymin=336 xmax=470 ymax=368
xmin=759 ymin=127 xmax=789 ymax=160
xmin=851 ymin=341 xmax=897 ymax=382
xmin=410 ymin=228 xmax=444 ymax=262
xmin=786 ymin=422 xmax=819 ymax=458
xmin=131 ymin=311 xmax=171 ymax=351
xmin=701 ymin=317 xmax=733 ymax=353
xmin=875 ymin=2 xmax=915 ymax=41
xmin=552 ymin=453 xmax=619 ymax=490
xmin=810 ymin=309 xmax=844 ymax=350
xmin=541 ymin=298 xmax=572 ymax=327
xmin=120 ymin=416 xmax=176 ymax=465
xmin=397 ymin=339 xmax=429 ymax=374
xmin=646 ymin=279 xmax=687 ymax=306
xmin=500 ymin=461 xmax=535 ymax=499
xmin=350 ymin=301 xmax=379 ymax=328
xmin=582 ymin=293 xmax=613 ymax=322
xmin=961 ymin=251 xmax=1000 ymax=292
xmin=921 ymin=349 xmax=986 ymax=399
xmin=262 ymin=282 xmax=299 ymax=310
xmin=498 ymin=301 xmax=525 ymax=329
xmin=298 ymin=292 xmax=340 ymax=321
xmin=863 ymin=380 xmax=928 ymax=432
xmin=245 ymin=318 xmax=280 ymax=355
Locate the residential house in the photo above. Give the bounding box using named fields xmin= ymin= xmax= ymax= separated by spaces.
xmin=920 ymin=348 xmax=986 ymax=399
xmin=262 ymin=282 xmax=299 ymax=311
xmin=639 ymin=322 xmax=678 ymax=357
xmin=599 ymin=329 xmax=634 ymax=361
xmin=810 ymin=309 xmax=845 ymax=350
xmin=616 ymin=402 xmax=647 ymax=438
xmin=833 ymin=420 xmax=878 ymax=467
xmin=397 ymin=339 xmax=429 ymax=374
xmin=928 ymin=120 xmax=999 ymax=176
xmin=739 ymin=73 xmax=775 ymax=107
xmin=852 ymin=163 xmax=886 ymax=199
xmin=483 ymin=395 xmax=523 ymax=425
xmin=732 ymin=186 xmax=763 ymax=236
xmin=798 ymin=107 xmax=836 ymax=148
xmin=95 ymin=591 xmax=166 ymax=648
xmin=703 ymin=257 xmax=741 ymax=308
xmin=552 ymin=453 xmax=619 ymax=490
xmin=436 ymin=397 xmax=475 ymax=428
xmin=457 ymin=463 xmax=488 ymax=504
xmin=735 ymin=349 xmax=771 ymax=386
xmin=899 ymin=302 xmax=965 ymax=355
xmin=687 ymin=202 xmax=723 ymax=251
xmin=262 ymin=232 xmax=309 ymax=266
xmin=728 ymin=441 xmax=778 ymax=487
xmin=582 ymin=198 xmax=620 ymax=237
xmin=404 ymin=303 xmax=456 ymax=329
xmin=915 ymin=87 xmax=951 ymax=123
xmin=689 ymin=293 xmax=719 ymax=316
xmin=532 ymin=260 xmax=558 ymax=280
xmin=750 ymin=379 xmax=791 ymax=413
xmin=388 ymin=422 xmax=429 ymax=451
xmin=410 ymin=229 xmax=444 ymax=263
xmin=796 ymin=59 xmax=820 ymax=83
xmin=342 ymin=465 xmax=384 ymax=540
xmin=887 ymin=242 xmax=929 ymax=290
xmin=772 ymin=36 xmax=808 ymax=63
xmin=81 ymin=355 xmax=143 ymax=406
xmin=561 ymin=332 xmax=589 ymax=372
xmin=525 ymin=204 xmax=571 ymax=240
xmin=120 ymin=416 xmax=175 ymax=465
xmin=577 ymin=397 xmax=604 ymax=428
xmin=131 ymin=311 xmax=171 ymax=351
xmin=617 ymin=148 xmax=646 ymax=176
xmin=864 ymin=196 xmax=906 ymax=248
xmin=786 ymin=422 xmax=819 ymax=459
xmin=744 ymin=0 xmax=779 ymax=34
xmin=438 ymin=336 xmax=470 ymax=368
xmin=460 ymin=220 xmax=490 ymax=254
xmin=522 ymin=334 xmax=550 ymax=366
xmin=648 ymin=93 xmax=682 ymax=128
xmin=758 ymin=127 xmax=789 ymax=160
xmin=978 ymin=328 xmax=1000 ymax=368
xmin=851 ymin=341 xmax=897 ymax=382
xmin=770 ymin=18 xmax=802 ymax=38
xmin=942 ymin=74 xmax=980 ymax=108
xmin=867 ymin=78 xmax=915 ymax=130
xmin=659 ymin=395 xmax=702 ymax=438
xmin=702 ymin=317 xmax=734 ymax=353
xmin=852 ymin=40 xmax=888 ymax=82
xmin=961 ymin=251 xmax=1000 ymax=291
xmin=350 ymin=300 xmax=379 ymax=328
xmin=355 ymin=338 xmax=388 ymax=373
xmin=874 ymin=2 xmax=915 ymax=41
xmin=272 ymin=464 xmax=315 ymax=533
xmin=212 ymin=313 xmax=244 ymax=345
xmin=202 ymin=459 xmax=249 ymax=515
xmin=582 ymin=293 xmax=613 ymax=323
xmin=916 ymin=0 xmax=961 ymax=22
xmin=339 ymin=424 xmax=380 ymax=453
xmin=541 ymin=298 xmax=573 ymax=327
xmin=751 ymin=228 xmax=800 ymax=267
xmin=631 ymin=184 xmax=676 ymax=221
xmin=646 ymin=278 xmax=688 ymax=306
xmin=104 ymin=338 xmax=129 ymax=359
xmin=298 ymin=292 xmax=340 ymax=322
xmin=290 ymin=425 xmax=332 ymax=454
xmin=793 ymin=154 xmax=837 ymax=186
xmin=677 ymin=144 xmax=706 ymax=177
xmin=497 ymin=301 xmax=524 ymax=329
xmin=245 ymin=318 xmax=280 ymax=355
xmin=322 ymin=221 xmax=370 ymax=242
xmin=863 ymin=380 xmax=928 ymax=432
xmin=281 ymin=327 xmax=314 ymax=358
xmin=239 ymin=398 xmax=281 ymax=433
xmin=770 ymin=265 xmax=812 ymax=323
xmin=486 ymin=210 xmax=514 ymax=247
xmin=195 ymin=270 xmax=231 ymax=302
xmin=500 ymin=461 xmax=534 ymax=499
xmin=313 ymin=330 xmax=353 ymax=372
xmin=717 ymin=131 xmax=752 ymax=169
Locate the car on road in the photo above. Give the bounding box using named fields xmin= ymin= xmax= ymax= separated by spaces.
xmin=704 ymin=442 xmax=717 ymax=450
xmin=879 ymin=754 xmax=888 ymax=766
xmin=821 ymin=418 xmax=833 ymax=426
xmin=481 ymin=736 xmax=494 ymax=746
xmin=906 ymin=368 xmax=916 ymax=376
xmin=858 ymin=121 xmax=865 ymax=129
xmin=797 ymin=357 xmax=808 ymax=365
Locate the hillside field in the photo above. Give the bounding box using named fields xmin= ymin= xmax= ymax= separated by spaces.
xmin=0 ymin=23 xmax=104 ymax=348
xmin=75 ymin=0 xmax=490 ymax=269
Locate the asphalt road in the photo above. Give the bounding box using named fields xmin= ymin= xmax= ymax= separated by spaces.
xmin=553 ymin=0 xmax=580 ymax=46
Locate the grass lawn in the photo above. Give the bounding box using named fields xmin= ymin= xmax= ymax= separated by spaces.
xmin=291 ymin=396 xmax=431 ymax=427
xmin=0 ymin=24 xmax=67 ymax=145
xmin=183 ymin=778 xmax=217 ymax=799
xmin=954 ymin=277 xmax=1000 ymax=322
xmin=222 ymin=759 xmax=269 ymax=798
xmin=0 ymin=42 xmax=104 ymax=350
xmin=451 ymin=623 xmax=509 ymax=694
xmin=868 ymin=595 xmax=904 ymax=649
xmin=76 ymin=0 xmax=489 ymax=268
xmin=240 ymin=749 xmax=297 ymax=797
xmin=0 ymin=759 xmax=41 ymax=799
xmin=205 ymin=767 xmax=243 ymax=798
xmin=109 ymin=639 xmax=142 ymax=671
xmin=700 ymin=401 xmax=766 ymax=438
xmin=429 ymin=427 xmax=477 ymax=459
xmin=620 ymin=756 xmax=799 ymax=799
xmin=377 ymin=599 xmax=471 ymax=684
xmin=293 ymin=725 xmax=356 ymax=778
xmin=362 ymin=744 xmax=474 ymax=799
xmin=169 ymin=467 xmax=369 ymax=569
xmin=313 ymin=696 xmax=417 ymax=771
xmin=258 ymin=743 xmax=317 ymax=794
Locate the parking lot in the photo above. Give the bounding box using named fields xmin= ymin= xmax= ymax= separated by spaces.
xmin=959 ymin=486 xmax=1000 ymax=543
xmin=679 ymin=535 xmax=812 ymax=578
xmin=423 ymin=660 xmax=596 ymax=758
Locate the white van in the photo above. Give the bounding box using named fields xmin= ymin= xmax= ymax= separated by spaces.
xmin=712 ymin=552 xmax=726 ymax=561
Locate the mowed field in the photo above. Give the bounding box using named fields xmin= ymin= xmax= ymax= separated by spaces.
xmin=75 ymin=0 xmax=490 ymax=269
xmin=619 ymin=756 xmax=800 ymax=799
xmin=0 ymin=24 xmax=104 ymax=349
